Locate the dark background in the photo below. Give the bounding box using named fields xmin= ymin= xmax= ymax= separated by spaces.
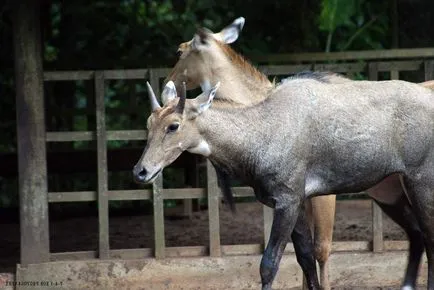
xmin=0 ymin=0 xmax=433 ymax=209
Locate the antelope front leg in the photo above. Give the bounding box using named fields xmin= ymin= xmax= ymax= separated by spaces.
xmin=260 ymin=194 xmax=312 ymax=290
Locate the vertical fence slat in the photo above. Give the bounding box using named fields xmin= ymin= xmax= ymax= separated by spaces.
xmin=95 ymin=71 xmax=110 ymax=259
xmin=390 ymin=70 xmax=399 ymax=80
xmin=372 ymin=202 xmax=383 ymax=252
xmin=153 ymin=174 xmax=165 ymax=259
xmin=207 ymin=160 xmax=221 ymax=257
xmin=425 ymin=60 xmax=434 ymax=81
xmin=183 ymin=198 xmax=193 ymax=218
xmin=14 ymin=0 xmax=50 ymax=265
xmin=368 ymin=62 xmax=379 ymax=81
xmin=149 ymin=69 xmax=166 ymax=259
xmin=263 ymin=206 xmax=273 ymax=248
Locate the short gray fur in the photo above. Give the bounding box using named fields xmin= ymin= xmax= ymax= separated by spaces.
xmin=136 ymin=74 xmax=434 ymax=290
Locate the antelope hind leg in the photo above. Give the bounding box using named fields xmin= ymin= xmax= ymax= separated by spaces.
xmin=402 ymin=173 xmax=434 ymax=290
xmin=372 ymin=195 xmax=424 ymax=290
xmin=310 ymin=194 xmax=336 ymax=290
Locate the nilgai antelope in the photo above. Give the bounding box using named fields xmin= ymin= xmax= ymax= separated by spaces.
xmin=162 ymin=17 xmax=434 ymax=290
xmin=134 ymin=75 xmax=434 ymax=290
xmin=167 ymin=17 xmax=345 ymax=290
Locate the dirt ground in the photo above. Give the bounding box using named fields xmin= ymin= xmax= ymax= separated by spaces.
xmin=0 ymin=200 xmax=406 ymax=273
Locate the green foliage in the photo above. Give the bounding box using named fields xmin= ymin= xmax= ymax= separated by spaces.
xmin=43 ymin=0 xmax=242 ymax=69
xmin=319 ymin=0 xmax=359 ymax=33
xmin=318 ymin=0 xmax=389 ymax=52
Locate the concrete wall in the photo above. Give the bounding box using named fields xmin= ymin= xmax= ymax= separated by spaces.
xmin=15 ymin=251 xmax=427 ymax=290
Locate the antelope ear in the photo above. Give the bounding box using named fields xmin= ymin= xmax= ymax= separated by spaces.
xmin=194 ymin=82 xmax=220 ymax=115
xmin=215 ymin=17 xmax=245 ymax=44
xmin=191 ymin=28 xmax=212 ymax=51
xmin=161 ymin=81 xmax=177 ymax=105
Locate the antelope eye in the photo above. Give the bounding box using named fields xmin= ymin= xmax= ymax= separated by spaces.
xmin=176 ymin=49 xmax=183 ymax=57
xmin=167 ymin=123 xmax=180 ymax=133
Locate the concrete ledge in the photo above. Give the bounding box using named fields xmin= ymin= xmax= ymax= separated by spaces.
xmin=0 ymin=273 xmax=15 ymax=290
xmin=16 ymin=251 xmax=427 ymax=290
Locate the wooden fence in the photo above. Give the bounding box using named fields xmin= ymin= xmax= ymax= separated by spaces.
xmin=21 ymin=48 xmax=434 ymax=266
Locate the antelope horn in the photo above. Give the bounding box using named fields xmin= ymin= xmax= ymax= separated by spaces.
xmin=176 ymin=81 xmax=187 ymax=114
xmin=146 ymin=82 xmax=161 ymax=111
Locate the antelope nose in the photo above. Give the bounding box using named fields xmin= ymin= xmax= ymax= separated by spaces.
xmin=133 ymin=165 xmax=147 ymax=182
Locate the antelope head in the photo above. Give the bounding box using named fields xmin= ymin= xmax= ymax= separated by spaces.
xmin=133 ymin=81 xmax=220 ymax=184
xmin=166 ymin=17 xmax=245 ymax=91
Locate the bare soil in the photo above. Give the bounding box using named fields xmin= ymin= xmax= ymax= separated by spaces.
xmin=0 ymin=200 xmax=406 ymax=274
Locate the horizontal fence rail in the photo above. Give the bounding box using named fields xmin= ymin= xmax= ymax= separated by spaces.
xmin=24 ymin=49 xmax=434 ymax=265
xmin=252 ymin=47 xmax=434 ymax=63
xmin=49 ymin=240 xmax=410 ymax=262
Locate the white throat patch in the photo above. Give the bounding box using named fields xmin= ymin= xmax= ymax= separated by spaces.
xmin=187 ymin=140 xmax=211 ymax=157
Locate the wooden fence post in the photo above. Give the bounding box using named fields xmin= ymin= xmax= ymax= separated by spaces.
xmin=368 ymin=62 xmax=384 ymax=252
xmin=207 ymin=160 xmax=221 ymax=257
xmin=153 ymin=174 xmax=165 ymax=259
xmin=425 ymin=60 xmax=434 ymax=81
xmin=368 ymin=62 xmax=379 ymax=81
xmin=95 ymin=71 xmax=110 ymax=259
xmin=14 ymin=0 xmax=50 ymax=265
xmin=372 ymin=201 xmax=384 ymax=252
xmin=149 ymin=69 xmax=166 ymax=259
